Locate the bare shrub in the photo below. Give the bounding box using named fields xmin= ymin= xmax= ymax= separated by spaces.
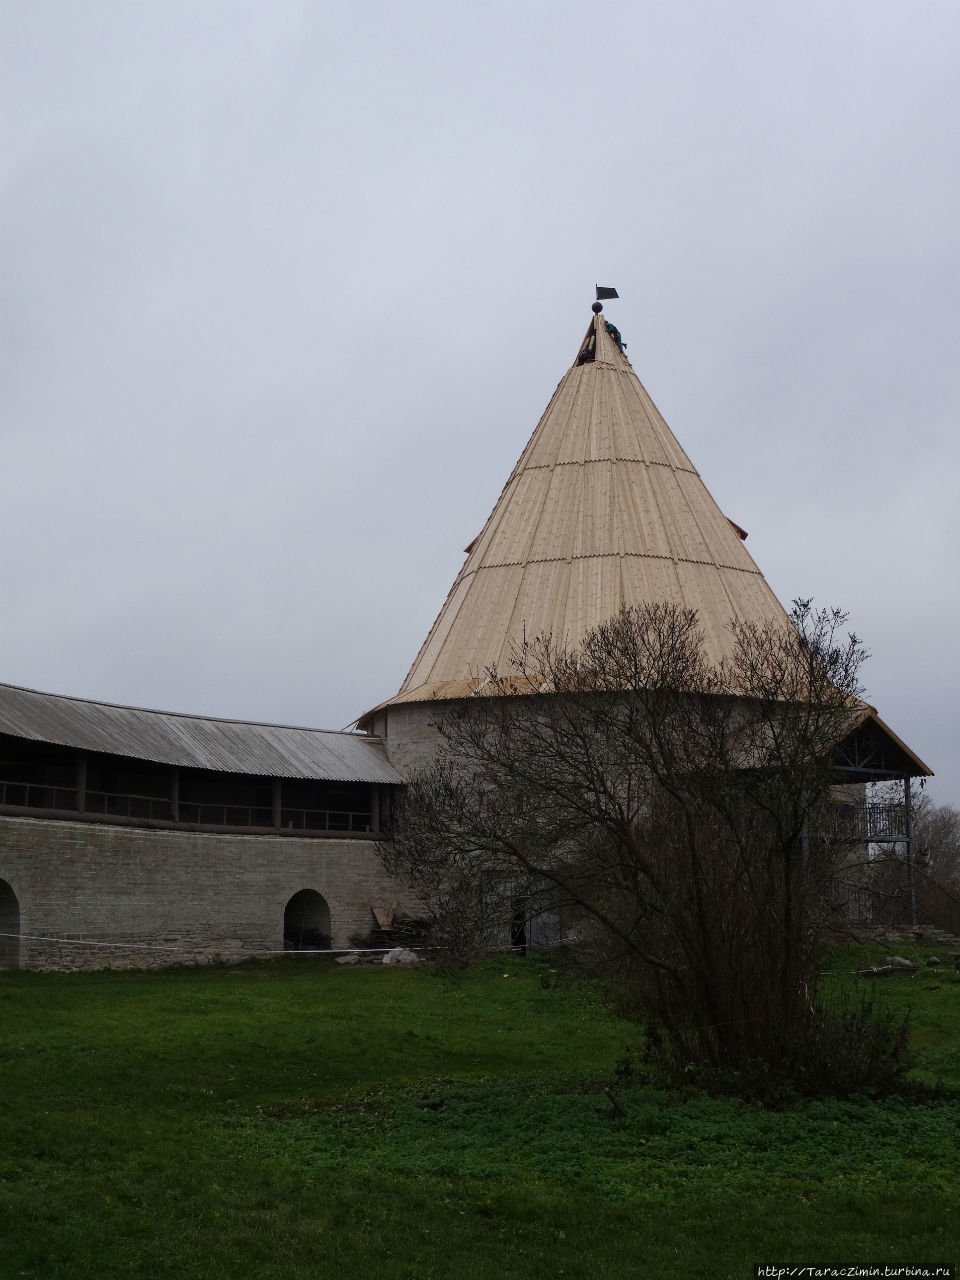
xmin=382 ymin=600 xmax=914 ymax=1096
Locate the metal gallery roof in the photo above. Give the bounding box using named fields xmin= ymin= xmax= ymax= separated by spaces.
xmin=0 ymin=681 xmax=402 ymax=784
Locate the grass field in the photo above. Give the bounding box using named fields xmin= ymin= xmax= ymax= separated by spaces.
xmin=2 ymin=943 xmax=959 ymax=1279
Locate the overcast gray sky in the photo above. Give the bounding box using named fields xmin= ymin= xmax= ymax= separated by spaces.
xmin=2 ymin=1 xmax=957 ymax=801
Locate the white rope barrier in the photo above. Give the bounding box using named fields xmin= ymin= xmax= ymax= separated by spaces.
xmin=0 ymin=930 xmax=421 ymax=957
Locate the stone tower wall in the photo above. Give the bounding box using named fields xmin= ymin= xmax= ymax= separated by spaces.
xmin=370 ymin=702 xmax=447 ymax=775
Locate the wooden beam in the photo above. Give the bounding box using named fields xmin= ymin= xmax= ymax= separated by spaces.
xmin=75 ymin=752 xmax=87 ymax=813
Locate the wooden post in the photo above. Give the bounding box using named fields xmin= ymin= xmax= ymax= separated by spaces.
xmin=905 ymin=775 xmax=916 ymax=928
xmin=799 ymin=788 xmax=809 ymax=865
xmin=272 ymin=779 xmax=282 ymax=829
xmin=170 ymin=768 xmax=180 ymax=823
xmin=369 ymin=785 xmax=380 ymax=834
xmin=75 ymin=753 xmax=87 ymax=813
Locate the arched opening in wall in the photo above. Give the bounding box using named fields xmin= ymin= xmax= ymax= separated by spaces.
xmin=283 ymin=890 xmax=331 ymax=951
xmin=0 ymin=879 xmax=20 ymax=969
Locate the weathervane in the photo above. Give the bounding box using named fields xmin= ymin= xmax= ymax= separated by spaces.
xmin=593 ymin=284 xmax=619 ymax=314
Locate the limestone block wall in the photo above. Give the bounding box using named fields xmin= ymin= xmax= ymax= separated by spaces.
xmin=0 ymin=813 xmax=403 ymax=971
xmin=370 ymin=702 xmax=446 ymax=775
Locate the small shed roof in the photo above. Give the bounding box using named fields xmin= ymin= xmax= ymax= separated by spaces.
xmin=0 ymin=681 xmax=402 ymax=784
xmin=832 ymin=708 xmax=933 ymax=781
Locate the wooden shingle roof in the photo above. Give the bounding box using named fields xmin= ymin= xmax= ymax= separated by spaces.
xmin=362 ymin=309 xmax=792 ymax=719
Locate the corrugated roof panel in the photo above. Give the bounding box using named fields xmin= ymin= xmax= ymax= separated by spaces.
xmin=0 ymin=682 xmax=402 ymax=784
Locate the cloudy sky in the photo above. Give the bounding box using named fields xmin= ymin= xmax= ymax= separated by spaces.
xmin=2 ymin=2 xmax=957 ymax=801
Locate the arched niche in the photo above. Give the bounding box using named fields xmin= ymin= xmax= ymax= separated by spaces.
xmin=283 ymin=889 xmax=331 ymax=951
xmin=0 ymin=879 xmax=20 ymax=969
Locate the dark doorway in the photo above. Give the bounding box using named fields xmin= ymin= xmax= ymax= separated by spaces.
xmin=510 ymin=903 xmax=527 ymax=957
xmin=283 ymin=889 xmax=331 ymax=951
xmin=0 ymin=879 xmax=20 ymax=969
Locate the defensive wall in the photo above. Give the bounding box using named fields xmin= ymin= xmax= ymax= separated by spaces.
xmin=0 ymin=813 xmax=397 ymax=971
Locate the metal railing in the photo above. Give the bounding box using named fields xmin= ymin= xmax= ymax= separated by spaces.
xmin=177 ymin=802 xmax=274 ymax=827
xmin=84 ymin=789 xmax=173 ymax=821
xmin=829 ymin=801 xmax=908 ymax=842
xmin=0 ymin=779 xmax=371 ymax=834
xmin=280 ymin=807 xmax=370 ymax=833
xmin=0 ymin=779 xmax=76 ymax=810
xmin=178 ymin=803 xmax=369 ymax=832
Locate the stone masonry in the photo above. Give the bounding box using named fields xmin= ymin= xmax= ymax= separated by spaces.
xmin=368 ymin=703 xmax=445 ymax=775
xmin=0 ymin=812 xmax=398 ymax=971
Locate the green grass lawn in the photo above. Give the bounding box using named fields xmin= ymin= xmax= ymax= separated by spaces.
xmin=1 ymin=948 xmax=958 ymax=1279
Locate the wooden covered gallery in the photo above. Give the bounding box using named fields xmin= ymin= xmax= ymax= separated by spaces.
xmin=0 ymin=682 xmax=402 ymax=969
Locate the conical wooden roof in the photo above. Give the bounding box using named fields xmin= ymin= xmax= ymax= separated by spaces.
xmin=367 ymin=309 xmax=793 ymax=715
